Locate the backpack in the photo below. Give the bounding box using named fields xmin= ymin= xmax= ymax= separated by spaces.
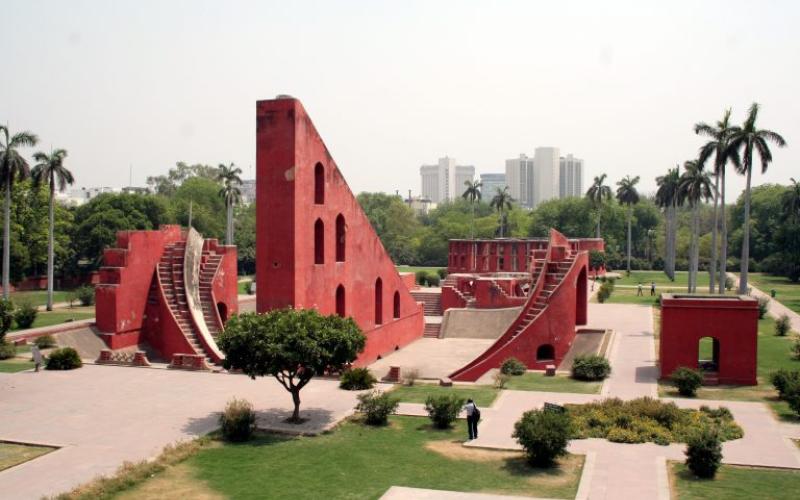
xmin=473 ymin=406 xmax=481 ymax=422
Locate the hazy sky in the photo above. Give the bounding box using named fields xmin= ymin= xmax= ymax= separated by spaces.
xmin=2 ymin=0 xmax=798 ymax=198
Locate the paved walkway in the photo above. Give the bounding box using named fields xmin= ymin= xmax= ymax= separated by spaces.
xmin=728 ymin=272 xmax=800 ymax=333
xmin=381 ymin=486 xmax=555 ymax=499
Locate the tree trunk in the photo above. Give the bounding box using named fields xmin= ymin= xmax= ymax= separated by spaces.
xmin=719 ymin=168 xmax=727 ymax=294
xmin=670 ymin=203 xmax=677 ymax=280
xmin=709 ymin=171 xmax=719 ymax=293
xmin=471 ymin=201 xmax=475 ymax=239
xmin=226 ymin=202 xmax=233 ymax=245
xmin=626 ymin=207 xmax=632 ymax=273
xmin=291 ymin=387 xmax=301 ymax=423
xmin=596 ymin=210 xmax=601 ymax=239
xmin=3 ymin=179 xmax=10 ymax=299
xmin=47 ymin=182 xmax=55 ymax=311
xmin=692 ymin=205 xmax=700 ymax=293
xmin=739 ymin=166 xmax=752 ymax=295
xmin=665 ymin=204 xmax=673 ymax=280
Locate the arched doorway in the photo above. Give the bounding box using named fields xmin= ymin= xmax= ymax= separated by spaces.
xmin=576 ymin=266 xmax=588 ymax=325
xmin=314 ymin=219 xmax=324 ymax=264
xmin=393 ymin=291 xmax=400 ymax=319
xmin=336 ymin=285 xmax=345 ymax=317
xmin=217 ymin=302 xmax=228 ymax=323
xmin=335 ymin=214 xmax=346 ymax=262
xmin=698 ymin=336 xmax=720 ymax=372
xmin=536 ymin=344 xmax=555 ymax=362
xmin=374 ymin=278 xmax=383 ymax=325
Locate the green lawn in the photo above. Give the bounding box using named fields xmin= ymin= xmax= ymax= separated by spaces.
xmin=9 ymin=290 xmax=73 ymax=307
xmin=0 ymin=358 xmax=34 ymax=373
xmin=237 ymin=280 xmax=252 ymax=295
xmin=598 ymin=286 xmax=739 ymax=306
xmin=671 ymin=462 xmax=800 ymax=499
xmin=120 ymin=416 xmax=584 ymax=499
xmin=609 ymin=270 xmax=709 ymax=288
xmin=396 ymin=265 xmax=445 ymax=275
xmin=9 ymin=307 xmax=95 ymax=332
xmin=0 ymin=442 xmax=55 ymax=471
xmin=388 ymin=384 xmax=499 ymax=407
xmin=747 ymin=273 xmax=800 ymax=315
xmin=505 ymin=373 xmax=602 ymax=394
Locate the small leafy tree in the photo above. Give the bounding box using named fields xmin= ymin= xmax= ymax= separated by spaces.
xmin=588 ymin=250 xmax=606 ymax=278
xmin=218 ymin=309 xmax=366 ymax=423
xmin=513 ymin=408 xmax=572 ymax=467
xmin=685 ymin=427 xmax=723 ymax=478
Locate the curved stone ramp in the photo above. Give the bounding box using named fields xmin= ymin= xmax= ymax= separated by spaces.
xmin=440 ymin=306 xmax=521 ymax=339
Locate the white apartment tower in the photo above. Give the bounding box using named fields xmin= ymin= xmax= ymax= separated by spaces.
xmin=420 ymin=157 xmax=474 ymax=203
xmin=533 ymin=147 xmax=560 ymax=208
xmin=504 ymin=154 xmax=534 ymax=208
xmin=559 ymin=154 xmax=584 ymax=198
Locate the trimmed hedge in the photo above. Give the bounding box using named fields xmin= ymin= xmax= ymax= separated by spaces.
xmin=500 ymin=357 xmax=526 ymax=376
xmin=339 ymin=367 xmax=377 ymax=390
xmin=45 ymin=347 xmax=83 ymax=370
xmin=671 ymin=367 xmax=703 ymax=397
xmin=571 ymin=355 xmax=611 ymax=381
xmin=14 ymin=299 xmax=38 ymax=329
xmin=685 ymin=427 xmax=722 ymax=478
xmin=513 ymin=408 xmax=572 ymax=467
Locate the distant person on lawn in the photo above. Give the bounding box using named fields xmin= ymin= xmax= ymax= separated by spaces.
xmin=31 ymin=345 xmax=43 ymax=372
xmin=650 ymin=281 xmax=656 ymax=296
xmin=464 ymin=398 xmax=480 ymax=441
xmin=637 ymin=283 xmax=643 ymax=296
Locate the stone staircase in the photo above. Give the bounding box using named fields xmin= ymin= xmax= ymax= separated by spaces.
xmin=509 ymin=257 xmax=573 ymax=338
xmin=423 ymin=322 xmax=441 ymax=338
xmin=410 ymin=289 xmax=442 ymax=316
xmin=199 ymin=248 xmax=224 ymax=335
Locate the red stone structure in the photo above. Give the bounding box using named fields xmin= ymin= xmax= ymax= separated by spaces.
xmin=660 ymin=294 xmax=758 ymax=385
xmin=256 ymin=97 xmax=425 ymax=365
xmin=448 ymin=237 xmax=604 ymax=274
xmin=95 ymin=225 xmax=237 ymax=366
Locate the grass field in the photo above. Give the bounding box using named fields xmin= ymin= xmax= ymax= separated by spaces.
xmin=670 ymin=462 xmax=800 ymax=499
xmin=746 ymin=273 xmax=800 ymax=315
xmin=0 ymin=358 xmax=34 ymax=373
xmin=396 ymin=265 xmax=445 ymax=275
xmin=387 ymin=384 xmax=499 ymax=407
xmin=0 ymin=442 xmax=55 ymax=471
xmin=9 ymin=290 xmax=73 ymax=307
xmin=9 ymin=307 xmax=95 ymax=332
xmin=609 ymin=271 xmax=710 ymax=288
xmin=505 ymin=373 xmax=602 ymax=394
xmin=117 ymin=416 xmax=584 ymax=500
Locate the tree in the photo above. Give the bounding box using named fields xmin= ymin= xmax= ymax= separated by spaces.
xmin=462 ymin=179 xmax=483 ymax=239
xmin=727 ymin=103 xmax=786 ymax=294
xmin=217 ymin=163 xmax=242 ymax=246
xmin=358 ymin=192 xmax=421 ymax=264
xmin=615 ymin=176 xmax=640 ymax=273
xmin=146 ymin=161 xmax=221 ymax=196
xmin=218 ymin=309 xmax=366 ymax=422
xmin=490 ymin=187 xmax=514 ymax=237
xmin=589 ymin=249 xmax=606 ymax=279
xmin=696 ymin=109 xmax=741 ymax=293
xmin=173 ymin=177 xmax=226 ymax=239
xmin=780 ymin=179 xmax=800 ymax=281
xmin=31 ymin=149 xmax=74 ymax=311
xmin=678 ymin=160 xmax=714 ymax=293
xmin=784 ymin=178 xmax=800 ymax=222
xmin=0 ymin=125 xmax=38 ymax=298
xmin=656 ymin=167 xmax=681 ymax=280
xmin=585 ymin=174 xmax=612 ymax=238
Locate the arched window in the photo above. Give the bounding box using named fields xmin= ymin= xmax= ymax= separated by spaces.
xmin=314 ymin=163 xmax=325 ymax=204
xmin=393 ymin=291 xmax=401 ymax=319
xmin=336 ymin=214 xmax=346 ymax=262
xmin=336 ymin=285 xmax=345 ymax=317
xmin=374 ymin=277 xmax=383 ymax=325
xmin=314 ymin=218 xmax=324 ymax=264
xmin=536 ymin=344 xmax=555 ymax=362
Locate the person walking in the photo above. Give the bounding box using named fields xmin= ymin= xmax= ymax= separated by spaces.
xmin=637 ymin=283 xmax=643 ymax=296
xmin=650 ymin=281 xmax=656 ymax=296
xmin=464 ymin=398 xmax=480 ymax=441
xmin=31 ymin=344 xmax=43 ymax=372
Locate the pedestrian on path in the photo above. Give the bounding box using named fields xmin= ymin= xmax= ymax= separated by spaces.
xmin=637 ymin=283 xmax=643 ymax=296
xmin=31 ymin=345 xmax=43 ymax=372
xmin=464 ymin=399 xmax=480 ymax=441
xmin=650 ymin=281 xmax=656 ymax=296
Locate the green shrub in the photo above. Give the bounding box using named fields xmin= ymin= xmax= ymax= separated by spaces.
xmin=425 ymin=273 xmax=440 ymax=287
xmin=66 ymin=290 xmax=78 ymax=308
xmin=571 ymin=354 xmax=611 ymax=381
xmin=13 ymin=298 xmax=38 ymax=329
xmin=757 ymin=297 xmax=770 ymax=319
xmin=75 ymin=285 xmax=95 ymax=306
xmin=785 ymin=386 xmax=800 ymax=418
xmin=596 ymin=280 xmax=614 ymax=303
xmin=424 ymin=394 xmax=465 ymax=429
xmin=414 ymin=271 xmax=428 ymax=285
xmin=219 ymin=398 xmax=256 ymax=442
xmin=513 ymin=408 xmax=572 ymax=467
xmin=607 ymin=426 xmax=642 ymax=443
xmin=724 ymin=276 xmax=734 ymax=291
xmin=0 ymin=340 xmax=16 ymax=360
xmin=45 ymin=347 xmax=83 ymax=370
xmin=493 ymin=372 xmax=510 ymax=389
xmin=770 ymin=369 xmax=800 ymax=399
xmin=775 ymin=314 xmax=791 ymax=336
xmin=339 ymin=367 xmax=377 ymax=390
xmin=671 ymin=367 xmax=703 ymax=397
xmin=793 ymin=336 xmax=800 ymax=361
xmin=685 ymin=427 xmax=723 ymax=478
xmin=33 ymin=334 xmax=57 ymax=349
xmin=0 ymin=298 xmax=13 ymax=341
xmin=357 ymin=390 xmax=399 ymax=426
xmin=436 ymin=268 xmax=448 ymax=279
xmin=500 ymin=357 xmax=526 ymax=376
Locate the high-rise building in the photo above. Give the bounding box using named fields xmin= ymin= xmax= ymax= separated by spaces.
xmin=419 ymin=157 xmax=474 ymax=203
xmin=559 ymin=155 xmax=583 ymax=198
xmin=505 ymin=154 xmax=535 ymax=208
xmin=479 ymin=173 xmax=506 ymax=199
xmin=533 ymin=147 xmax=560 ymax=208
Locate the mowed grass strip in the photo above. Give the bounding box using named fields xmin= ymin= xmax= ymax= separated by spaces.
xmin=0 ymin=442 xmax=55 ymax=471
xmin=747 ymin=273 xmax=800 ymax=315
xmin=10 ymin=307 xmax=95 ymax=332
xmin=0 ymin=358 xmax=35 ymax=373
xmin=670 ymin=461 xmax=800 ymax=500
xmin=9 ymin=290 xmax=73 ymax=307
xmin=132 ymin=416 xmax=583 ymax=500
xmin=505 ymin=373 xmax=602 ymax=394
xmin=610 ymin=270 xmax=709 ymax=287
xmin=387 ymin=384 xmax=499 ymax=407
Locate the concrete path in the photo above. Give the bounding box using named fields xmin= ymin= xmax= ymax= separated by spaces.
xmin=381 ymin=486 xmax=556 ymax=499
xmin=728 ymin=272 xmax=800 ymax=333
xmin=0 ymin=365 xmax=361 ymax=500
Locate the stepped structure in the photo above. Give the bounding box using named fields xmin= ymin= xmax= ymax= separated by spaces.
xmin=256 ymin=97 xmax=424 ymax=365
xmin=95 ymin=225 xmax=237 ymax=366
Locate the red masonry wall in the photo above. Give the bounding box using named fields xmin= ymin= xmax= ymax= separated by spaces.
xmin=256 ymin=97 xmax=424 ymax=365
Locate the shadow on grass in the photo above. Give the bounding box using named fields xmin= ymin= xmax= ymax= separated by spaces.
xmin=501 ymin=456 xmax=570 ymax=479
xmin=181 ymin=407 xmax=337 ymax=437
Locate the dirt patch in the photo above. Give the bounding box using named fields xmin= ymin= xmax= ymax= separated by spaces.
xmin=425 ymin=439 xmax=521 ymax=462
xmin=116 ymin=463 xmax=224 ymax=500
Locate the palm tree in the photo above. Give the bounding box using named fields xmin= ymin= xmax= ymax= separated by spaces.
xmin=678 ymin=161 xmax=714 ymax=293
xmin=462 ymin=179 xmax=482 ymax=239
xmin=727 ymin=103 xmax=787 ymax=294
xmin=217 ymin=163 xmax=242 ymax=245
xmin=490 ymin=186 xmax=514 ymax=237
xmin=783 ymin=178 xmax=800 ymax=222
xmin=695 ymin=109 xmax=741 ymax=293
xmin=655 ymin=166 xmax=681 ymax=281
xmin=585 ymin=174 xmax=612 ymax=238
xmin=31 ymin=149 xmax=74 ymax=311
xmin=615 ymin=176 xmax=640 ymax=274
xmin=0 ymin=125 xmax=38 ymax=299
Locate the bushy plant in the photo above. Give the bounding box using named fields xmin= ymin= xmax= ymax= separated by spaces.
xmin=33 ymin=334 xmax=57 ymax=349
xmin=0 ymin=298 xmax=13 ymax=342
xmin=724 ymin=276 xmax=734 ymax=291
xmin=425 ymin=273 xmax=440 ymax=287
xmin=596 ymin=279 xmax=615 ymax=303
xmin=671 ymin=367 xmax=703 ymax=397
xmin=436 ymin=268 xmax=448 ymax=279
xmin=424 ymin=394 xmax=465 ymax=429
xmin=339 ymin=367 xmax=377 ymax=390
xmin=45 ymin=347 xmax=83 ymax=370
xmin=770 ymin=369 xmax=800 ymax=399
xmin=357 ymin=390 xmax=399 ymax=426
xmin=757 ymin=297 xmax=769 ymax=319
xmin=13 ymin=298 xmax=38 ymax=329
xmin=500 ymin=357 xmax=526 ymax=376
xmin=219 ymin=398 xmax=256 ymax=442
xmin=513 ymin=408 xmax=572 ymax=467
xmin=493 ymin=371 xmax=510 ymax=389
xmin=75 ymin=285 xmax=95 ymax=306
xmin=402 ymin=368 xmax=419 ymax=386
xmin=793 ymin=336 xmax=800 ymax=361
xmin=571 ymin=354 xmax=611 ymax=381
xmin=685 ymin=427 xmax=722 ymax=478
xmin=66 ymin=290 xmax=78 ymax=308
xmin=414 ymin=271 xmax=428 ymax=285
xmin=775 ymin=314 xmax=791 ymax=336
xmin=0 ymin=341 xmax=16 ymax=360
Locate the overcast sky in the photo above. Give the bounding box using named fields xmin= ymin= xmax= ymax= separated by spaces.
xmin=2 ymin=0 xmax=798 ymax=199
